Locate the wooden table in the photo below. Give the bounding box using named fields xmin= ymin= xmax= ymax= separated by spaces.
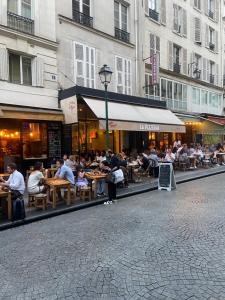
xmin=0 ymin=190 xmax=11 ymax=220
xmin=85 ymin=172 xmax=107 ymax=199
xmin=0 ymin=173 xmax=10 ymax=178
xmin=45 ymin=178 xmax=71 ymax=208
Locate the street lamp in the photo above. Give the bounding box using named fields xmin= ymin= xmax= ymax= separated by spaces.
xmin=98 ymin=64 xmax=113 ymax=150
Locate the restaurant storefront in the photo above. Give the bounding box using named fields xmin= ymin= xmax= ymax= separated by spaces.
xmin=59 ymin=86 xmax=185 ymax=154
xmin=0 ymin=106 xmax=63 ymax=172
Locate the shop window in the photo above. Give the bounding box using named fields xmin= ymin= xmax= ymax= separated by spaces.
xmin=201 ymin=90 xmax=208 ymax=105
xmin=22 ymin=122 xmax=47 ymax=159
xmin=9 ymin=53 xmax=32 ymax=85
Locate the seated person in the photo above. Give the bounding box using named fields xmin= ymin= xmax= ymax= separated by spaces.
xmin=0 ymin=163 xmax=25 ymax=201
xmin=75 ymin=168 xmax=88 ymax=191
xmin=55 ymin=159 xmax=75 ymax=185
xmin=27 ymin=162 xmax=48 ymax=194
xmin=164 ymin=148 xmax=175 ymax=163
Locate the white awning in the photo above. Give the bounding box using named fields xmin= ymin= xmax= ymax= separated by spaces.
xmin=83 ymin=98 xmax=185 ymax=133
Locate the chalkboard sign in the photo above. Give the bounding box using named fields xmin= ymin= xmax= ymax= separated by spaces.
xmin=158 ymin=163 xmax=176 ymax=191
xmin=48 ymin=123 xmax=61 ymax=158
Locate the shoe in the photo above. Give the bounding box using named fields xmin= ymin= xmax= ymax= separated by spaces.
xmin=216 ymin=164 xmax=220 ymax=166
xmin=97 ymin=193 xmax=102 ymax=197
xmin=108 ymin=201 xmax=113 ymax=204
xmin=104 ymin=201 xmax=110 ymax=205
xmin=194 ymin=166 xmax=197 ymax=169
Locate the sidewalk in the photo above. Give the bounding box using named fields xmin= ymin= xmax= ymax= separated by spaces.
xmin=1 ymin=165 xmax=225 ymax=231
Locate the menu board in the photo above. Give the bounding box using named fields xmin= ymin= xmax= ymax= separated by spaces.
xmin=48 ymin=123 xmax=61 ymax=158
xmin=158 ymin=163 xmax=176 ymax=191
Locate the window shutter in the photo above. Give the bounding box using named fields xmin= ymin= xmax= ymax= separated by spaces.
xmin=116 ymin=56 xmax=124 ymax=94
xmin=0 ymin=47 xmax=9 ymax=81
xmin=173 ymin=4 xmax=178 ymax=32
xmin=207 ymin=59 xmax=210 ymax=82
xmin=32 ymin=56 xmax=44 ymax=87
xmin=145 ymin=0 xmax=149 ymax=15
xmin=214 ymin=0 xmax=219 ymax=21
xmin=125 ymin=59 xmax=132 ymax=95
xmin=182 ymin=48 xmax=187 ymax=75
xmin=182 ymin=9 xmax=187 ymax=36
xmin=204 ymin=0 xmax=208 ymax=15
xmin=203 ymin=57 xmax=207 ymax=81
xmin=74 ymin=42 xmax=85 ymax=86
xmin=150 ymin=33 xmax=155 ymax=58
xmin=168 ymin=41 xmax=173 ymax=71
xmin=215 ymin=31 xmax=219 ymax=53
xmin=194 ymin=17 xmax=201 ymax=43
xmin=205 ymin=25 xmax=209 ymax=48
xmin=90 ymin=48 xmax=95 ymax=88
xmin=161 ymin=0 xmax=166 ymax=25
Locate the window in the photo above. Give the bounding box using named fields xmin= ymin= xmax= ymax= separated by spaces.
xmin=173 ymin=4 xmax=187 ymax=36
xmin=145 ymin=73 xmax=159 ymax=99
xmin=8 ymin=0 xmax=31 ymax=18
xmin=193 ymin=53 xmax=202 ymax=79
xmin=149 ymin=0 xmax=157 ymax=11
xmin=116 ymin=56 xmax=131 ymax=95
xmin=161 ymin=79 xmax=167 ymax=99
xmin=74 ymin=42 xmax=95 ymax=88
xmin=9 ymin=53 xmax=32 ymax=85
xmin=150 ymin=34 xmax=160 ymax=62
xmin=201 ymin=90 xmax=208 ymax=105
xmin=194 ymin=0 xmax=201 ymax=10
xmin=73 ymin=0 xmax=90 ymax=15
xmin=192 ymin=87 xmax=200 ymax=105
xmin=194 ymin=17 xmax=201 ymax=43
xmin=114 ymin=1 xmax=128 ymax=32
xmin=148 ymin=0 xmax=159 ymax=21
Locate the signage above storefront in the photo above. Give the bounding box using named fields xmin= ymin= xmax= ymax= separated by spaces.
xmin=60 ymin=96 xmax=78 ymax=124
xmin=99 ymin=120 xmax=185 ymax=133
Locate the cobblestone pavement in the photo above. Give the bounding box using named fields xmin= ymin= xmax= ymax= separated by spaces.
xmin=1 ymin=174 xmax=225 ymax=300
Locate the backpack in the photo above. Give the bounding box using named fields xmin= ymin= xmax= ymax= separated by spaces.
xmin=12 ymin=197 xmax=26 ymax=222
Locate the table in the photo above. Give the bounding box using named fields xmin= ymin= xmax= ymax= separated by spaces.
xmin=45 ymin=178 xmax=71 ymax=208
xmin=0 ymin=173 xmax=10 ymax=178
xmin=127 ymin=163 xmax=139 ymax=183
xmin=0 ymin=190 xmax=11 ymax=220
xmin=85 ymin=172 xmax=107 ymax=199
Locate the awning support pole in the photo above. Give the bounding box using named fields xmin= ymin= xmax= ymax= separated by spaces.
xmin=104 ymin=84 xmax=109 ymax=150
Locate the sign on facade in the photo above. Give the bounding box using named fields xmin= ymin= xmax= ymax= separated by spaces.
xmin=150 ymin=52 xmax=159 ymax=85
xmin=60 ymin=96 xmax=78 ymax=124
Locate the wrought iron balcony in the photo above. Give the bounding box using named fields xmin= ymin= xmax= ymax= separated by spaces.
xmin=209 ymin=74 xmax=214 ymax=84
xmin=7 ymin=11 xmax=34 ymax=34
xmin=72 ymin=10 xmax=93 ymax=27
xmin=173 ymin=63 xmax=181 ymax=73
xmin=149 ymin=9 xmax=159 ymax=22
xmin=209 ymin=42 xmax=215 ymax=51
xmin=208 ymin=10 xmax=214 ymax=19
xmin=115 ymin=27 xmax=130 ymax=43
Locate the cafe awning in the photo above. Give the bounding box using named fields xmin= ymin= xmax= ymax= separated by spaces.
xmin=207 ymin=116 xmax=225 ymax=126
xmin=83 ymin=97 xmax=185 ymax=133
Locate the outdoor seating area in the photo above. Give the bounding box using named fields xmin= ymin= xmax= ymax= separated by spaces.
xmin=0 ymin=141 xmax=225 ymax=223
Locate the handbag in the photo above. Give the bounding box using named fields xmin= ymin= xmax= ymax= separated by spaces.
xmin=113 ymin=169 xmax=124 ymax=184
xmin=105 ymin=172 xmax=116 ymax=184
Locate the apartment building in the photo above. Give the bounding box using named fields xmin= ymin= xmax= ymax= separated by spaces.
xmin=0 ymin=0 xmax=62 ymax=171
xmin=144 ymin=0 xmax=225 ymax=145
xmin=57 ymin=0 xmax=184 ymax=153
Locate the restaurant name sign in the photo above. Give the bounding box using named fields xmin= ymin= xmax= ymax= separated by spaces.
xmin=139 ymin=124 xmax=160 ymax=131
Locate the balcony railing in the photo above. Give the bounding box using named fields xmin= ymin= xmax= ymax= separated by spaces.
xmin=7 ymin=11 xmax=34 ymax=34
xmin=72 ymin=10 xmax=93 ymax=27
xmin=173 ymin=63 xmax=181 ymax=73
xmin=115 ymin=27 xmax=130 ymax=43
xmin=208 ymin=10 xmax=214 ymax=19
xmin=209 ymin=74 xmax=215 ymax=84
xmin=209 ymin=42 xmax=215 ymax=51
xmin=149 ymin=9 xmax=159 ymax=22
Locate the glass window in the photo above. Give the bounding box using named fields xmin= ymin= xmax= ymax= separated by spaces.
xmin=22 ymin=123 xmax=47 ymax=159
xmin=201 ymin=90 xmax=208 ymax=105
xmin=161 ymin=79 xmax=167 ymax=98
xmin=8 ymin=0 xmax=18 ymax=13
xmin=114 ymin=1 xmax=120 ymax=28
xmin=83 ymin=0 xmax=90 ymax=16
xmin=21 ymin=0 xmax=31 ymax=18
xmin=192 ymin=87 xmax=200 ymax=105
xmin=9 ymin=53 xmax=32 ymax=85
xmin=174 ymin=82 xmax=182 ymax=100
xmin=167 ymin=81 xmax=172 ymax=99
xmin=8 ymin=0 xmax=31 ymax=18
xmin=9 ymin=53 xmax=21 ymax=84
xmin=114 ymin=1 xmax=128 ymax=31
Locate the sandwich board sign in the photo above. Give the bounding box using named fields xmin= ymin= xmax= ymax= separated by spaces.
xmin=158 ymin=163 xmax=176 ymax=191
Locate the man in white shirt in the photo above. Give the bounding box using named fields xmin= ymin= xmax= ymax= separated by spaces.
xmin=0 ymin=163 xmax=25 ymax=200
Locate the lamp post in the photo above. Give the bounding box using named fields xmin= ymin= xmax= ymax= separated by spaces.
xmin=98 ymin=64 xmax=113 ymax=150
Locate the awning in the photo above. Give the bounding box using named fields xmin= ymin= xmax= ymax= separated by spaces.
xmin=83 ymin=98 xmax=185 ymax=133
xmin=207 ymin=116 xmax=225 ymax=126
xmin=0 ymin=106 xmax=64 ymax=121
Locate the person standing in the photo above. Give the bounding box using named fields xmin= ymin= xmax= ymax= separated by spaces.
xmin=105 ymin=150 xmax=119 ymax=204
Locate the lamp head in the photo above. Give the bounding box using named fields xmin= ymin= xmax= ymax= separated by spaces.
xmin=99 ymin=64 xmax=113 ymax=86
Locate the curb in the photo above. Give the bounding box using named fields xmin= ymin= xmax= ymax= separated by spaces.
xmin=1 ymin=168 xmax=225 ymax=232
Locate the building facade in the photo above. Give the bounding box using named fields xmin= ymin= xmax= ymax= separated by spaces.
xmin=0 ymin=0 xmax=62 ymax=171
xmin=56 ymin=0 xmax=185 ymax=154
xmin=144 ymin=0 xmax=225 ymax=145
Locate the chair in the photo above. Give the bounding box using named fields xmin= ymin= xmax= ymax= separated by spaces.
xmin=28 ymin=194 xmax=36 ymax=207
xmin=80 ymin=187 xmax=91 ymax=201
xmin=34 ymin=193 xmax=47 ymax=210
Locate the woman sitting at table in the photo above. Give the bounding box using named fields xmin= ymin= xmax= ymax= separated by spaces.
xmin=27 ymin=162 xmax=48 ymax=195
xmin=75 ymin=168 xmax=89 ymax=191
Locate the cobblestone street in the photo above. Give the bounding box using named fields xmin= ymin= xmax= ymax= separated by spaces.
xmin=1 ymin=174 xmax=225 ymax=300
